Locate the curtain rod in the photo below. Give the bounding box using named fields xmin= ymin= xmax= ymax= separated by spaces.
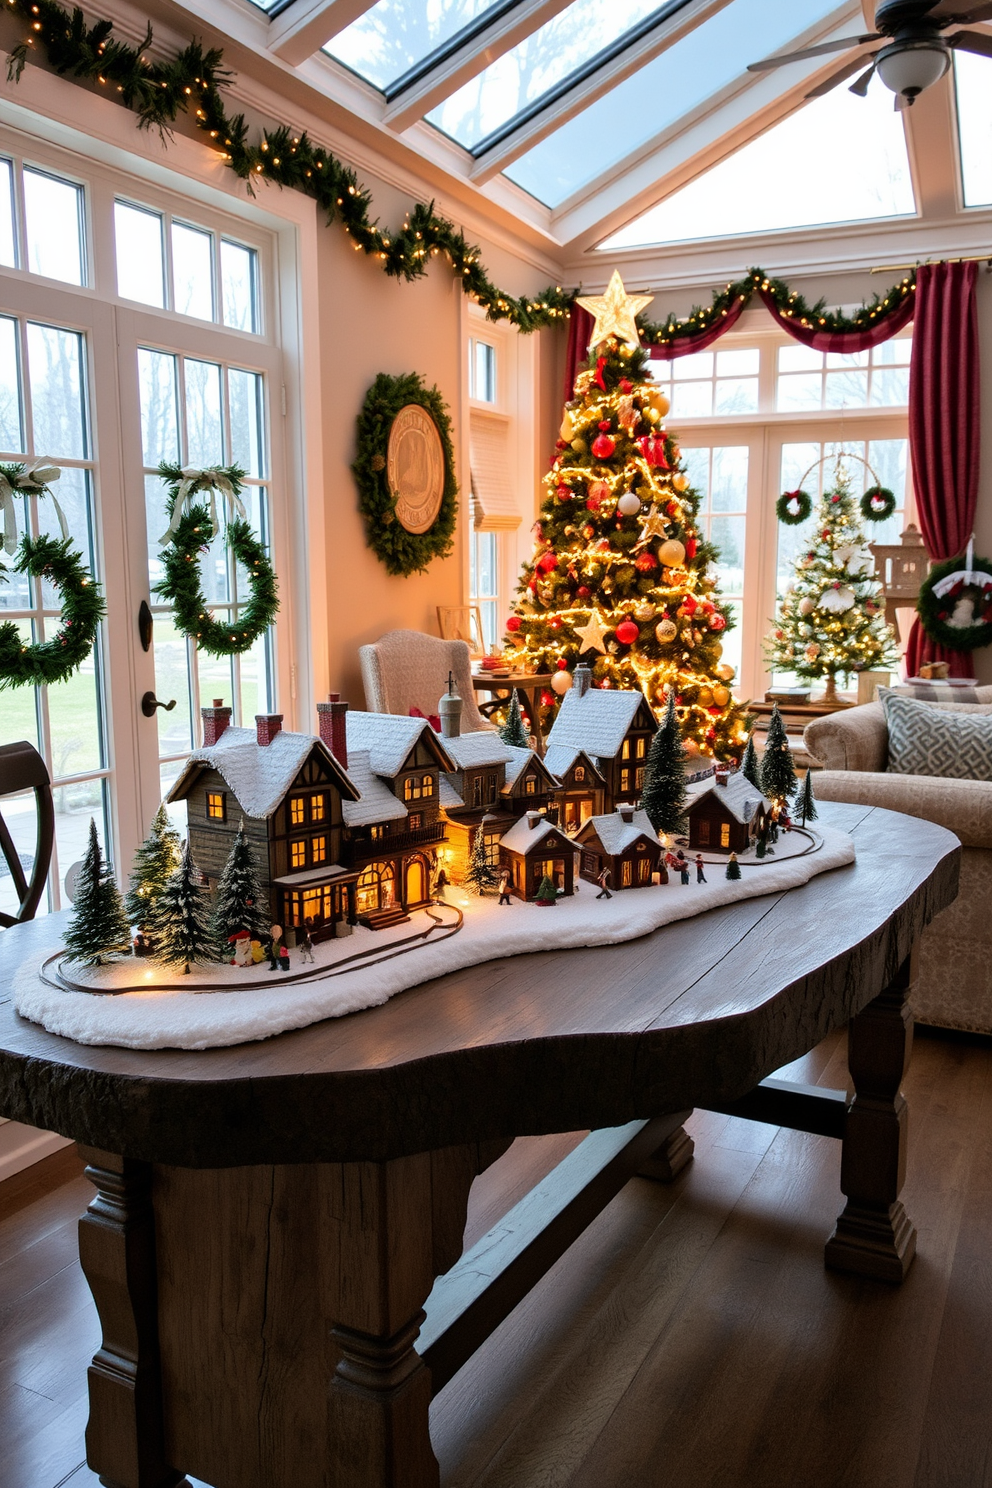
xmin=870 ymin=253 xmax=992 ymax=274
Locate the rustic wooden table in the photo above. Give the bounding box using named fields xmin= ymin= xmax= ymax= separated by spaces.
xmin=470 ymin=670 xmax=554 ymax=753
xmin=0 ymin=802 xmax=960 ymax=1488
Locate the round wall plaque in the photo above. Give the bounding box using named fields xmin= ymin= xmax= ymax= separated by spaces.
xmin=387 ymin=404 xmax=446 ymax=534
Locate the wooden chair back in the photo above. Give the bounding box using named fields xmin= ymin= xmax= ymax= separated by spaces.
xmin=0 ymin=740 xmax=55 ymax=926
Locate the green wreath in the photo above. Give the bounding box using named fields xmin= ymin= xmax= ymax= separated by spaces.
xmin=0 ymin=535 xmax=105 ymax=689
xmin=917 ymin=554 xmax=992 ymax=652
xmin=353 ymin=372 xmax=458 ymax=576
xmin=776 ymin=488 xmax=812 ymax=525
xmin=154 ymin=464 xmax=279 ymax=657
xmin=860 ymin=485 xmax=896 ymax=523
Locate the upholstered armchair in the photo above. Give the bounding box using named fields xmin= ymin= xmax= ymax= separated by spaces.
xmin=358 ymin=629 xmax=494 ymax=732
xmin=804 ymin=696 xmax=992 ymax=1034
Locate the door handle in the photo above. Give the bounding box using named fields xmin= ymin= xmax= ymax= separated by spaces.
xmin=141 ymin=692 xmax=177 ymax=718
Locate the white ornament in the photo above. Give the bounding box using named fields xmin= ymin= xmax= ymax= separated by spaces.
xmin=551 ymin=669 xmax=573 ymax=694
xmin=617 ymin=492 xmax=642 ymax=516
xmin=818 ymin=584 xmax=856 ymax=613
xmin=655 ymin=618 xmax=677 ymax=643
xmin=798 ymin=597 xmax=815 ymax=616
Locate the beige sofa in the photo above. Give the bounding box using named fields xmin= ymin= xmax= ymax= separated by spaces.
xmin=804 ymin=696 xmax=992 ymax=1034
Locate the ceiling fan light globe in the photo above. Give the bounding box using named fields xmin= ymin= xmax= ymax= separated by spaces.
xmin=876 ymin=40 xmax=949 ymax=98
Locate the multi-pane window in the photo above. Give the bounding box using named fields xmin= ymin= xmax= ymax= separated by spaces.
xmin=139 ymin=346 xmax=274 ymax=803
xmin=311 ymin=836 xmax=327 ymax=864
xmin=290 ymin=796 xmax=306 ymax=826
xmin=525 ymin=776 xmax=536 ymax=794
xmin=310 ymin=793 xmax=326 ymax=822
xmin=776 ymin=337 xmax=911 ymax=412
xmin=651 ymin=349 xmax=759 ymax=419
xmin=680 ymin=446 xmax=748 ymax=682
xmin=114 ymin=201 xmax=260 ymax=332
xmin=0 ymin=311 xmax=109 ymax=915
xmin=290 ymin=840 xmax=306 ymax=869
xmin=207 ymin=791 xmax=226 ymax=820
xmin=470 ymin=529 xmax=499 ymax=652
xmin=0 ymin=158 xmax=86 ymax=286
xmin=404 ymin=774 xmax=433 ymax=801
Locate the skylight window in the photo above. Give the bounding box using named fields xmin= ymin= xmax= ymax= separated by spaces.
xmin=599 ymin=82 xmax=915 ymax=249
xmin=427 ymin=0 xmax=666 ymax=151
xmin=325 ymin=0 xmax=507 ymax=93
xmin=954 ymin=50 xmax=992 ymax=207
xmin=501 ymin=0 xmax=847 ymax=208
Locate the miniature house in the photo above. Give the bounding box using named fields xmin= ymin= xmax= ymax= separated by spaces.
xmin=498 ymin=811 xmax=576 ymax=901
xmin=685 ymin=769 xmax=772 ymax=855
xmin=544 ymin=665 xmax=657 ymax=829
xmin=575 ymin=805 xmax=662 ymax=889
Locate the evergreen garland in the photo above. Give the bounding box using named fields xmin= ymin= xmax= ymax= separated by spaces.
xmin=153 ymin=841 xmax=220 ymax=973
xmin=353 ymin=373 xmax=458 ymax=576
xmin=641 ymin=694 xmax=688 ymax=836
xmin=125 ymin=803 xmax=182 ymax=930
xmin=0 ymin=535 xmax=105 ymax=689
xmin=498 ymin=690 xmax=530 ymax=748
xmin=213 ymin=825 xmax=270 ymax=941
xmin=154 ymin=464 xmax=278 ymax=656
xmin=63 ymin=818 xmax=132 ymax=965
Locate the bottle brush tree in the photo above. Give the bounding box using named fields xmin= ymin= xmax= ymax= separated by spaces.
xmin=534 ymin=873 xmax=558 ymax=904
xmin=759 ymin=705 xmax=798 ymax=807
xmin=64 ymin=818 xmax=133 ymax=965
xmin=153 ymin=842 xmax=219 ymax=974
xmin=725 ymin=854 xmax=741 ymax=881
xmin=125 ymin=803 xmax=182 ymax=932
xmin=465 ymin=824 xmax=499 ymax=895
xmin=740 ymin=735 xmax=762 ymax=791
xmin=797 ymin=770 xmax=818 ymax=826
xmin=641 ymin=692 xmax=688 ymax=836
xmin=498 ymin=689 xmax=530 ymax=749
xmin=213 ymin=824 xmax=270 ymax=942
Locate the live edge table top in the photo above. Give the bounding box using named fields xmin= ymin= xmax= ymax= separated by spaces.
xmin=0 ymin=803 xmax=960 ymax=1171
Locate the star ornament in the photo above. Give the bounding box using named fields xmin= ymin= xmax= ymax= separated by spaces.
xmin=634 ymin=503 xmax=668 ymax=549
xmin=576 ymin=271 xmax=653 ymax=351
xmin=574 ymin=610 xmax=609 ymax=655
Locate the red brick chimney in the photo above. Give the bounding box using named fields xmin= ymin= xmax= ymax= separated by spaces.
xmin=255 ymin=714 xmax=283 ymax=747
xmin=715 ymin=763 xmax=730 ymax=788
xmin=202 ymin=699 xmax=232 ymax=747
xmin=317 ymin=693 xmax=348 ymax=769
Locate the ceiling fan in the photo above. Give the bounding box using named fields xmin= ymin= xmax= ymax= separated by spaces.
xmin=747 ymin=0 xmax=992 ymax=109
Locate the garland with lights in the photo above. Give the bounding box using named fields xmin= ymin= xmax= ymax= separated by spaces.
xmin=916 ymin=553 xmax=992 ymax=652
xmin=154 ymin=463 xmax=278 ymax=656
xmin=353 ymin=373 xmax=458 ymax=577
xmin=3 ymin=0 xmax=920 ymax=343
xmin=0 ymin=534 xmax=105 ymax=689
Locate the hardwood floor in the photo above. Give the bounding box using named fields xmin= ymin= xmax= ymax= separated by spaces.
xmin=3 ymin=1029 xmax=992 ymax=1488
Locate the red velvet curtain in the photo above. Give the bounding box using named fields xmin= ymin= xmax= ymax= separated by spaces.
xmin=904 ymin=261 xmax=981 ymax=678
xmin=562 ymin=305 xmax=595 ymax=403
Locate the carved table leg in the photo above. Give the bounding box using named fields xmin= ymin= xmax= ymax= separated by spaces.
xmin=825 ymin=956 xmax=917 ymax=1283
xmin=77 ymin=1147 xmax=189 ymax=1488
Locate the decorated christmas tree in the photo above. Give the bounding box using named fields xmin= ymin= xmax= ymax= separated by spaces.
xmin=504 ymin=272 xmax=748 ymax=762
xmin=125 ymin=804 xmax=182 ymax=932
xmin=213 ymin=824 xmax=270 ymax=942
xmin=641 ymin=692 xmax=688 ymax=836
xmin=759 ymin=705 xmax=798 ymax=808
xmin=153 ymin=842 xmax=219 ymax=974
xmin=765 ymin=470 xmax=897 ymax=701
xmin=64 ymin=819 xmax=133 ymax=965
xmin=498 ymin=690 xmax=530 ymax=748
xmin=465 ymin=825 xmax=499 ymax=895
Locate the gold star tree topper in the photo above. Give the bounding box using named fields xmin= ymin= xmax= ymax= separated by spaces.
xmin=576 ymin=271 xmax=653 ymax=350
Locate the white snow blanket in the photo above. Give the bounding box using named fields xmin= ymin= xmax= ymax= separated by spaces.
xmin=13 ymin=825 xmax=854 ymax=1051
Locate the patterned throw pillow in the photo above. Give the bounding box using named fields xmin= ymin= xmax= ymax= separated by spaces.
xmin=882 ymin=691 xmax=992 ymax=781
xmin=884 ymin=682 xmax=992 ymax=705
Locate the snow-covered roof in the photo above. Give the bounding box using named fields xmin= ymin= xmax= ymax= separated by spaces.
xmin=688 ymin=770 xmax=770 ymax=826
xmin=577 ymin=808 xmax=659 ymax=856
xmin=501 ymin=745 xmax=559 ymax=791
xmin=543 ymin=744 xmax=605 ymax=782
xmin=498 ymin=814 xmax=572 ymax=855
xmin=345 ymin=711 xmax=455 ymax=778
xmin=271 ymin=863 xmax=354 ymax=887
xmin=439 ymin=730 xmax=514 ymax=769
xmin=438 ymin=773 xmax=464 ymax=809
xmin=340 ymin=749 xmax=408 ymax=827
xmin=545 ymin=687 xmax=651 ymax=763
xmin=166 ymin=726 xmax=359 ymax=819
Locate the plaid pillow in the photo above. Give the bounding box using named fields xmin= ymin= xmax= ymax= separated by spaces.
xmin=881 ymin=691 xmax=992 ymax=781
xmin=886 ymin=682 xmax=992 ymax=704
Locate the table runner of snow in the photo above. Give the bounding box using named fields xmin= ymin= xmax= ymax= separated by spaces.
xmin=13 ymin=825 xmax=854 ymax=1051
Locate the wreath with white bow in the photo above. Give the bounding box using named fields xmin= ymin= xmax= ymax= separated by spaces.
xmin=153 ymin=464 xmax=279 ymax=657
xmin=0 ymin=461 xmax=106 ymax=690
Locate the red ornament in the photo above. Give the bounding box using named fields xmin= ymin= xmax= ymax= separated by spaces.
xmin=831 ymin=494 xmax=841 ymax=504
xmin=577 ymin=585 xmax=591 ymax=598
xmin=619 ymin=378 xmax=633 ymax=394
xmin=555 ymin=439 xmax=567 ymax=451
xmin=615 ymin=618 xmax=639 ymax=645
xmin=556 ymin=483 xmax=571 ymax=502
xmin=638 ymin=435 xmax=669 ymax=468
xmin=556 ymin=657 xmax=569 ymax=669
xmin=710 ymin=613 xmax=727 ymax=631
xmin=591 ymin=433 xmax=616 ymax=459
xmin=598 ymin=420 xmax=611 ymax=432
xmin=705 ymin=727 xmax=717 ymax=743
xmin=682 ymin=595 xmax=698 ymax=615
xmin=822 ymin=529 xmax=831 ymax=539
xmin=540 ymin=690 xmax=555 ymax=707
xmin=684 ymin=536 xmax=698 ymax=559
xmin=635 ymin=551 xmax=658 ymax=571
xmin=538 ymin=550 xmax=558 ymax=573
xmin=586 ymin=491 xmax=602 ymax=511
xmin=666 ymin=501 xmax=680 ymax=517
xmin=707 ymin=706 xmax=722 ymax=717
xmin=596 ymin=537 xmax=612 ymax=551
xmin=701 ymin=600 xmax=714 ymax=614
xmin=506 ymin=616 xmax=521 ymax=631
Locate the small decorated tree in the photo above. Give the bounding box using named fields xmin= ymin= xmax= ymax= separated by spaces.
xmin=125 ymin=804 xmax=182 ymax=932
xmin=641 ymin=693 xmax=687 ymax=836
xmin=213 ymin=824 xmax=270 ymax=942
xmin=465 ymin=825 xmax=499 ymax=895
xmin=535 ymin=873 xmax=557 ymax=905
xmin=725 ymin=853 xmax=741 ymax=881
xmin=759 ymin=705 xmax=798 ymax=808
xmin=764 ymin=471 xmax=897 ymax=702
xmin=64 ymin=819 xmax=132 ymax=965
xmin=740 ymin=735 xmax=762 ymax=792
xmin=797 ymin=770 xmax=818 ymax=826
xmin=154 ymin=842 xmax=219 ymax=974
xmin=498 ymin=690 xmax=530 ymax=748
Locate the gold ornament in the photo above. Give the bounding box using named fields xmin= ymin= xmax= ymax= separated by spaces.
xmin=697 ymin=687 xmax=713 ymax=708
xmin=655 ymin=618 xmax=677 ymax=643
xmin=574 ymin=611 xmax=609 ymax=654
xmin=673 ymin=473 xmax=690 ymax=492
xmin=576 ymin=270 xmax=653 ymax=350
xmin=635 ymin=503 xmax=668 ymax=547
xmin=712 ymin=684 xmax=730 ymax=707
xmin=571 ymin=437 xmax=587 ymax=455
xmin=650 ymin=389 xmax=671 ymax=417
xmin=658 ymin=538 xmax=686 ymax=568
xmin=716 ymin=663 xmax=735 ymax=682
xmin=634 ymin=601 xmax=656 ymax=622
xmin=559 ymin=413 xmax=574 ymax=440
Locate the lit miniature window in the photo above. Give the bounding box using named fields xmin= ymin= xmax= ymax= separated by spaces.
xmin=636 ymin=738 xmax=646 ymax=759
xmin=525 ymin=776 xmax=536 ymax=794
xmin=409 ymin=813 xmax=422 ymax=829
xmin=206 ymin=791 xmax=225 ymax=820
xmin=620 ymin=770 xmax=630 ymax=792
xmin=370 ymin=824 xmax=385 ymax=841
xmin=622 ymin=739 xmax=631 ymax=760
xmin=421 ymin=773 xmax=434 ymax=795
xmin=404 ymin=777 xmax=421 ymax=801
xmin=622 ymin=860 xmax=633 ymax=887
xmin=720 ymin=823 xmax=731 ymax=848
xmin=290 ymin=797 xmax=306 ymax=826
xmin=290 ymin=840 xmax=306 ymax=869
xmin=311 ymin=836 xmax=327 ymax=865
xmin=310 ymin=793 xmax=326 ymax=822
xmin=635 ymin=767 xmax=645 ymax=789
xmin=574 ymin=766 xmax=585 ymax=782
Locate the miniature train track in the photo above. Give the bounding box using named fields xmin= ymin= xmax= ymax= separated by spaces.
xmin=40 ymin=902 xmax=465 ymax=997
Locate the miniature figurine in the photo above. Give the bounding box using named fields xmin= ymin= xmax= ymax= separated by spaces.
xmin=695 ymin=854 xmax=707 ymax=884
xmin=596 ymin=865 xmax=613 ymax=900
xmin=676 ymin=851 xmax=690 ymax=886
xmin=229 ymin=929 xmax=253 ymax=967
xmin=299 ymin=927 xmax=315 ymax=964
xmin=278 ymin=942 xmax=291 ymax=972
xmin=250 ymin=938 xmax=265 ymax=964
xmin=498 ymin=869 xmax=512 ymax=905
xmin=268 ymin=923 xmax=283 ymax=972
xmin=726 ymin=852 xmax=741 ymax=880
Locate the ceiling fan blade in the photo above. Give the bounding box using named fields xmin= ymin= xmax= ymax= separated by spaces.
xmin=948 ymin=27 xmax=992 ymax=55
xmin=805 ymin=52 xmax=880 ymax=97
xmin=848 ymin=61 xmax=878 ymax=96
xmin=931 ymin=1 xmax=992 ymax=21
xmin=747 ymin=32 xmax=879 ymax=72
